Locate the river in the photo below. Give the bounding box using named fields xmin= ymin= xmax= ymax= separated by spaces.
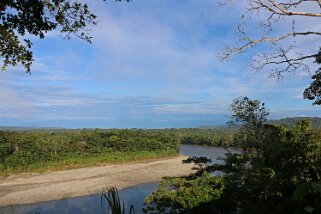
xmin=1 ymin=145 xmax=240 ymax=214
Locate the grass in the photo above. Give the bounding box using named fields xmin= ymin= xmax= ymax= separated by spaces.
xmin=0 ymin=150 xmax=178 ymax=177
xmin=101 ymin=187 xmax=135 ymax=214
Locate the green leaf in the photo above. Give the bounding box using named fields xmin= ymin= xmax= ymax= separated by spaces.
xmin=293 ymin=183 xmax=312 ymax=200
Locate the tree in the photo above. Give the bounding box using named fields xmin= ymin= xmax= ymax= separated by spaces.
xmin=0 ymin=0 xmax=129 ymax=74
xmin=220 ymin=0 xmax=321 ymax=104
xmin=303 ymin=50 xmax=321 ymax=105
xmin=228 ymin=96 xmax=269 ymax=156
xmin=144 ymin=99 xmax=321 ymax=214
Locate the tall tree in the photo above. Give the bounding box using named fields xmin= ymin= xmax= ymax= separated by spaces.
xmin=228 ymin=96 xmax=269 ymax=155
xmin=144 ymin=99 xmax=321 ymax=214
xmin=0 ymin=0 xmax=129 ymax=73
xmin=220 ymin=0 xmax=321 ymax=104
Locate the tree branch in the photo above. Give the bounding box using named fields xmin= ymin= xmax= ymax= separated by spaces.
xmin=248 ymin=0 xmax=321 ymax=18
xmin=252 ymin=47 xmax=317 ymax=78
xmin=220 ymin=30 xmax=321 ymax=60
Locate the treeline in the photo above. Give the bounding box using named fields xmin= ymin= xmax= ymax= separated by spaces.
xmin=269 ymin=117 xmax=321 ymax=129
xmin=0 ymin=129 xmax=179 ymax=174
xmin=177 ymin=128 xmax=236 ymax=147
xmin=0 ymin=127 xmax=241 ymax=175
xmin=144 ymin=97 xmax=321 ymax=214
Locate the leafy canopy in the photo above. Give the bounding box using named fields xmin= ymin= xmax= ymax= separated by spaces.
xmin=144 ymin=97 xmax=321 ymax=214
xmin=0 ymin=0 xmax=129 ymax=73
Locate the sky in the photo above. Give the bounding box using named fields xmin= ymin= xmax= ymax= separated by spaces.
xmin=0 ymin=0 xmax=320 ymax=128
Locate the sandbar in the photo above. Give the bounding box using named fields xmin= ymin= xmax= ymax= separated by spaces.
xmin=0 ymin=155 xmax=193 ymax=206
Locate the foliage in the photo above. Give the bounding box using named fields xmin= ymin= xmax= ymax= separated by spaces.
xmin=0 ymin=126 xmax=243 ymax=175
xmin=101 ymin=187 xmax=135 ymax=214
xmin=178 ymin=128 xmax=237 ymax=147
xmin=269 ymin=117 xmax=321 ymax=129
xmin=228 ymin=96 xmax=269 ymax=156
xmin=0 ymin=129 xmax=179 ymax=175
xmin=144 ymin=156 xmax=221 ymax=213
xmin=0 ymin=126 xmax=242 ymax=175
xmin=304 ymin=51 xmax=321 ymax=105
xmin=182 ymin=157 xmax=211 ymax=171
xmin=0 ymin=0 xmax=129 ymax=73
xmin=144 ymin=97 xmax=321 ymax=213
xmin=304 ymin=70 xmax=321 ymax=105
xmin=228 ymin=96 xmax=269 ymax=129
xmin=293 ymin=181 xmax=321 ymax=213
xmin=144 ymin=173 xmax=223 ymax=214
xmin=206 ymin=120 xmax=321 ymax=214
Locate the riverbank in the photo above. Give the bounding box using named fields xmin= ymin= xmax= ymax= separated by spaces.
xmin=0 ymin=155 xmax=193 ymax=206
xmin=0 ymin=150 xmax=178 ymax=176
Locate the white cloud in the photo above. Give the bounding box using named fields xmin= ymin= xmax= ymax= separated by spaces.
xmin=0 ymin=0 xmax=320 ymax=128
xmin=0 ymin=82 xmax=34 ymax=118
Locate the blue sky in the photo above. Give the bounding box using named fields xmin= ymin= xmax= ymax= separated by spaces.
xmin=0 ymin=0 xmax=320 ymax=128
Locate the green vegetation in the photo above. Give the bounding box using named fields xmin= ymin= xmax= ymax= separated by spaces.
xmin=269 ymin=117 xmax=321 ymax=129
xmin=144 ymin=162 xmax=222 ymax=214
xmin=102 ymin=187 xmax=135 ymax=214
xmin=0 ymin=129 xmax=179 ymax=175
xmin=1 ymin=99 xmax=320 ymax=213
xmin=178 ymin=128 xmax=236 ymax=147
xmin=0 ymin=125 xmax=241 ymax=176
xmin=189 ymin=117 xmax=321 ymax=148
xmin=144 ymin=97 xmax=321 ymax=214
xmin=1 ymin=0 xmax=130 ymax=73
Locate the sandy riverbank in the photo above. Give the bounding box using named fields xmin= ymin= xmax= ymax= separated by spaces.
xmin=0 ymin=155 xmax=193 ymax=206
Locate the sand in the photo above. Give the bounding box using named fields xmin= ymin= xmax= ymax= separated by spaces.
xmin=0 ymin=155 xmax=193 ymax=206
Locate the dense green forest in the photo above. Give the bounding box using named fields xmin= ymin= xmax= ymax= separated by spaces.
xmin=1 ymin=116 xmax=320 ymax=176
xmin=0 ymin=129 xmax=180 ymax=175
xmin=199 ymin=117 xmax=321 ymax=130
xmin=144 ymin=97 xmax=321 ymax=214
xmin=0 ymin=100 xmax=321 ymax=213
xmin=173 ymin=117 xmax=321 ymax=147
xmin=178 ymin=128 xmax=236 ymax=147
xmin=269 ymin=117 xmax=321 ymax=129
xmin=0 ymin=128 xmax=238 ymax=175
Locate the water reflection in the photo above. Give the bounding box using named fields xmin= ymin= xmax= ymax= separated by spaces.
xmin=1 ymin=182 xmax=159 ymax=214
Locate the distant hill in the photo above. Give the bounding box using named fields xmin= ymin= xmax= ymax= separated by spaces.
xmin=2 ymin=117 xmax=321 ymax=131
xmin=198 ymin=125 xmax=226 ymax=129
xmin=0 ymin=126 xmax=63 ymax=131
xmin=269 ymin=117 xmax=321 ymax=129
xmin=199 ymin=117 xmax=321 ymax=130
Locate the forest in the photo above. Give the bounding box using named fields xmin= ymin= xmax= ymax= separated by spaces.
xmin=1 ymin=0 xmax=321 ymax=213
xmin=269 ymin=118 xmax=321 ymax=129
xmin=0 ymin=127 xmax=239 ymax=175
xmin=0 ymin=129 xmax=180 ymax=175
xmin=143 ymin=97 xmax=321 ymax=214
xmin=0 ymin=99 xmax=320 ymax=213
xmin=1 ymin=115 xmax=320 ymax=177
